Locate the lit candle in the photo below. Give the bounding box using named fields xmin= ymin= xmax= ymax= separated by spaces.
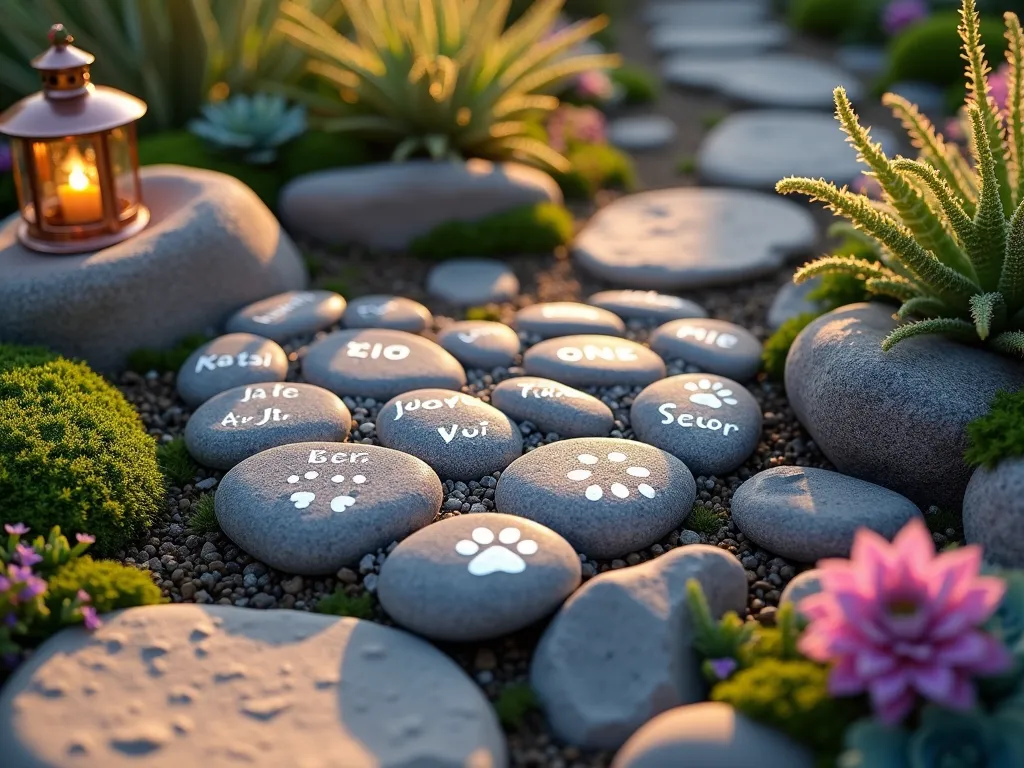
xmin=57 ymin=161 xmax=102 ymax=225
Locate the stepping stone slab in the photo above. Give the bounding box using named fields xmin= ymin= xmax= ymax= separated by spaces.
xmin=216 ymin=442 xmax=443 ymax=574
xmin=631 ymin=374 xmax=762 ymax=477
xmin=342 ymin=295 xmax=432 ymax=333
xmin=436 ymin=321 xmax=520 ymax=369
xmin=491 ymin=376 xmax=615 ymax=438
xmin=376 ymin=389 xmax=522 ymax=481
xmin=589 ymin=290 xmax=708 ymax=324
xmin=185 ymin=383 xmax=352 ymax=470
xmin=649 ymin=24 xmax=789 ymax=56
xmin=226 ymin=289 xmax=346 ymax=342
xmin=731 ymin=466 xmax=922 ymax=563
xmin=524 ymin=335 xmax=666 ymax=388
xmin=836 ymin=45 xmax=887 ymax=77
xmin=644 ymin=0 xmax=769 ymax=26
xmin=377 ymin=513 xmax=581 ymax=642
xmin=303 ymin=329 xmax=467 ymax=400
xmin=888 ymin=81 xmax=946 ymax=116
xmin=767 ymin=276 xmax=822 ymax=330
xmin=495 ymin=437 xmax=696 ymax=559
xmin=176 ymin=333 xmax=288 ymax=408
xmin=649 ymin=318 xmax=763 ymax=382
xmin=426 ymin=258 xmax=520 ymax=306
xmin=964 ymin=459 xmax=1024 ymax=568
xmin=531 ymin=545 xmax=747 ymax=749
xmin=608 ymin=115 xmax=677 ymax=151
xmin=515 ymin=302 xmax=626 ymax=339
xmin=0 ymin=604 xmax=507 ymax=767
xmin=574 ymin=188 xmax=817 ymax=290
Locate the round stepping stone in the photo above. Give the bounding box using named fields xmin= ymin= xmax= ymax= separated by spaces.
xmin=303 ymin=329 xmax=466 ymax=400
xmin=888 ymin=81 xmax=946 ymax=116
xmin=649 ymin=318 xmax=763 ymax=381
xmin=767 ymin=276 xmax=822 ymax=330
xmin=608 ymin=115 xmax=677 ymax=151
xmin=588 ymin=290 xmax=708 ymax=324
xmin=731 ymin=466 xmax=922 ymax=563
xmin=225 ymin=289 xmax=346 ymax=342
xmin=836 ymin=45 xmax=887 ymax=77
xmin=524 ymin=335 xmax=666 ymax=388
xmin=426 ymin=258 xmax=520 ymax=306
xmin=644 ymin=0 xmax=769 ymax=26
xmin=574 ymin=188 xmax=817 ymax=290
xmin=491 ymin=376 xmax=615 ymax=438
xmin=216 ymin=442 xmax=443 ymax=574
xmin=631 ymin=375 xmax=762 ymax=477
xmin=377 ymin=513 xmax=581 ymax=642
xmin=376 ymin=389 xmax=522 ymax=481
xmin=649 ymin=24 xmax=788 ymax=56
xmin=699 ymin=111 xmax=899 ymax=190
xmin=342 ymin=294 xmax=432 ymax=333
xmin=176 ymin=333 xmax=288 ymax=408
xmin=184 ymin=383 xmax=352 ymax=470
xmin=436 ymin=320 xmax=520 ymax=369
xmin=0 ymin=604 xmax=506 ymax=767
xmin=495 ymin=437 xmax=696 ymax=559
xmin=515 ymin=302 xmax=626 ymax=339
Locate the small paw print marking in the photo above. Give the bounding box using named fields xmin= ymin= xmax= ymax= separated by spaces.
xmin=568 ymin=453 xmax=657 ymax=501
xmin=286 ymin=472 xmax=366 ymax=511
xmin=686 ymin=378 xmax=738 ymax=409
xmin=290 ymin=491 xmax=315 ymax=509
xmin=455 ymin=527 xmax=538 ymax=576
xmin=330 ymin=495 xmax=356 ymax=512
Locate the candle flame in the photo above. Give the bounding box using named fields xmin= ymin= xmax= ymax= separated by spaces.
xmin=68 ymin=164 xmax=90 ymax=191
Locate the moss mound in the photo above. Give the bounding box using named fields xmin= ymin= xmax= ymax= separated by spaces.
xmin=46 ymin=556 xmax=163 ymax=615
xmin=611 ymin=64 xmax=659 ymax=105
xmin=762 ymin=313 xmax=820 ymax=382
xmin=966 ymin=389 xmax=1024 ymax=469
xmin=555 ymin=143 xmax=636 ymax=199
xmin=884 ymin=11 xmax=1007 ymax=88
xmin=409 ymin=202 xmax=574 ymax=259
xmin=788 ymin=0 xmax=866 ymax=39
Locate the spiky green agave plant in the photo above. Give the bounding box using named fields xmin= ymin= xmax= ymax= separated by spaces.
xmin=275 ymin=0 xmax=620 ymax=171
xmin=776 ymin=0 xmax=1024 ymax=357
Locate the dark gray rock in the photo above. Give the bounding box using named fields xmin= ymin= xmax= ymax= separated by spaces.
xmin=216 ymin=442 xmax=443 ymax=574
xmin=650 ymin=318 xmax=763 ymax=382
xmin=786 ymin=304 xmax=1024 ymax=509
xmin=377 ymin=513 xmax=580 ymax=642
xmin=531 ymin=546 xmax=747 ymax=750
xmin=491 ymin=377 xmax=615 ymax=438
xmin=184 ymin=383 xmax=351 ymax=470
xmin=964 ymin=460 xmax=1024 ymax=567
xmin=779 ymin=569 xmax=823 ymax=616
xmin=226 ymin=290 xmax=345 ymax=342
xmin=515 ymin=302 xmax=625 ymax=339
xmin=650 ymin=24 xmax=788 ymax=56
xmin=524 ymin=335 xmax=666 ymax=388
xmin=426 ymin=258 xmax=520 ymax=306
xmin=836 ymin=45 xmax=887 ymax=77
xmin=342 ymin=295 xmax=432 ymax=333
xmin=608 ymin=116 xmax=677 ymax=151
xmin=588 ymin=290 xmax=708 ymax=323
xmin=436 ymin=321 xmax=520 ymax=369
xmin=767 ymin=276 xmax=822 ymax=330
xmin=176 ymin=333 xmax=288 ymax=407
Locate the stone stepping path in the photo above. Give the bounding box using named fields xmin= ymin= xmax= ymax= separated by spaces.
xmin=643 ymin=0 xmax=770 ymax=26
xmin=649 ymin=318 xmax=763 ymax=382
xmin=588 ymin=290 xmax=707 ymax=323
xmin=515 ymin=302 xmax=625 ymax=339
xmin=523 ymin=335 xmax=666 ymax=387
xmin=226 ymin=289 xmax=346 ymax=342
xmin=836 ymin=44 xmax=887 ymax=77
xmin=608 ymin=115 xmax=678 ymax=151
xmin=436 ymin=320 xmax=520 ymax=369
xmin=426 ymin=258 xmax=519 ymax=306
xmin=649 ymin=23 xmax=789 ymax=57
xmin=177 ymin=333 xmax=288 ymax=408
xmin=490 ymin=377 xmax=615 ymax=439
xmin=342 ymin=295 xmax=432 ymax=333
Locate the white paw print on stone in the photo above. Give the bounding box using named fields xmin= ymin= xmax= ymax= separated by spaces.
xmin=567 ymin=452 xmax=657 ymax=502
xmin=455 ymin=527 xmax=539 ymax=576
xmin=286 ymin=471 xmax=367 ymax=512
xmin=686 ymin=378 xmax=738 ymax=409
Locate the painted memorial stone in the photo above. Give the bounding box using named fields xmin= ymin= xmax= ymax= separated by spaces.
xmin=342 ymin=294 xmax=432 ymax=333
xmin=588 ymin=290 xmax=708 ymax=324
xmin=225 ymin=290 xmax=346 ymax=342
xmin=436 ymin=320 xmax=520 ymax=369
xmin=491 ymin=377 xmax=615 ymax=438
xmin=376 ymin=389 xmax=522 ymax=481
xmin=631 ymin=375 xmax=761 ymax=477
xmin=649 ymin=318 xmax=763 ymax=382
xmin=184 ymin=383 xmax=352 ymax=470
xmin=377 ymin=513 xmax=581 ymax=642
xmin=426 ymin=258 xmax=520 ymax=306
xmin=514 ymin=302 xmax=626 ymax=339
xmin=303 ymin=329 xmax=466 ymax=400
xmin=176 ymin=333 xmax=288 ymax=408
xmin=524 ymin=335 xmax=666 ymax=388
xmin=495 ymin=437 xmax=696 ymax=558
xmin=215 ymin=442 xmax=443 ymax=574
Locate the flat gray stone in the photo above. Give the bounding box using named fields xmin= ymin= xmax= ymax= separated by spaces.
xmin=964 ymin=459 xmax=1024 ymax=567
xmin=837 ymin=45 xmax=887 ymax=77
xmin=650 ymin=24 xmax=789 ymax=56
xmin=531 ymin=546 xmax=747 ymax=750
xmin=225 ymin=290 xmax=345 ymax=342
xmin=631 ymin=375 xmax=762 ymax=477
xmin=216 ymin=442 xmax=443 ymax=574
xmin=779 ymin=569 xmax=823 ymax=616
xmin=650 ymin=319 xmax=763 ymax=382
xmin=0 ymin=165 xmax=306 ymax=372
xmin=426 ymin=258 xmax=520 ymax=306
xmin=515 ymin=302 xmax=625 ymax=339
xmin=889 ymin=80 xmax=946 ymax=116
xmin=608 ymin=116 xmax=677 ymax=151
xmin=767 ymin=276 xmax=822 ymax=330
xmin=342 ymin=295 xmax=432 ymax=333
xmin=176 ymin=333 xmax=288 ymax=408
xmin=644 ymin=0 xmax=770 ymax=26
xmin=378 ymin=513 xmax=580 ymax=642
xmin=0 ymin=605 xmax=506 ymax=768
xmin=731 ymin=467 xmax=922 ymax=563
xmin=376 ymin=389 xmax=522 ymax=481
xmin=491 ymin=377 xmax=615 ymax=438
xmin=524 ymin=335 xmax=666 ymax=388
xmin=574 ymin=188 xmax=817 ymax=290
xmin=280 ymin=159 xmax=562 ymax=250
xmin=786 ymin=304 xmax=1024 ymax=509
xmin=436 ymin=321 xmax=520 ymax=369
xmin=303 ymin=329 xmax=466 ymax=400
xmin=185 ymin=383 xmax=351 ymax=470
xmin=495 ymin=437 xmax=696 ymax=559
xmin=589 ymin=290 xmax=708 ymax=324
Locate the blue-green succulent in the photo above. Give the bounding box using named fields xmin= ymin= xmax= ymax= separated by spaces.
xmin=188 ymin=93 xmax=306 ymax=164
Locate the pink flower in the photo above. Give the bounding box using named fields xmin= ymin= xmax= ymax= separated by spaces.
xmin=798 ymin=519 xmax=1012 ymax=725
xmin=882 ymin=0 xmax=929 ymax=37
xmin=75 ymin=533 xmax=96 ymax=545
xmin=14 ymin=544 xmax=41 ymax=568
xmin=4 ymin=523 xmax=28 ymax=536
xmin=546 ymin=105 xmax=606 ymax=153
xmin=576 ymin=70 xmax=614 ymax=102
xmin=8 ymin=564 xmax=46 ymax=602
xmin=988 ymin=62 xmax=1011 ymax=115
xmin=80 ymin=605 xmax=100 ymax=631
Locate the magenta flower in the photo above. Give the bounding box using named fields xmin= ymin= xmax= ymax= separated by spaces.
xmin=8 ymin=565 xmax=45 ymax=601
xmin=4 ymin=523 xmax=28 ymax=536
xmin=80 ymin=605 xmax=100 ymax=631
xmin=576 ymin=70 xmax=614 ymax=102
xmin=798 ymin=519 xmax=1011 ymax=724
xmin=75 ymin=533 xmax=96 ymax=545
xmin=882 ymin=0 xmax=929 ymax=37
xmin=709 ymin=658 xmax=738 ymax=680
xmin=13 ymin=544 xmax=41 ymax=568
xmin=988 ymin=62 xmax=1011 ymax=115
xmin=546 ymin=105 xmax=606 ymax=152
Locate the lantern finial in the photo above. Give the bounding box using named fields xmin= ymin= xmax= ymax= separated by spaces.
xmin=48 ymin=24 xmax=72 ymax=48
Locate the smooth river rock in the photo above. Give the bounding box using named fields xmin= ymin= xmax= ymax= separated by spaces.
xmin=515 ymin=302 xmax=626 ymax=339
xmin=225 ymin=290 xmax=345 ymax=342
xmin=608 ymin=116 xmax=678 ymax=151
xmin=588 ymin=290 xmax=708 ymax=324
xmin=644 ymin=0 xmax=769 ymax=26
xmin=436 ymin=321 xmax=521 ymax=369
xmin=767 ymin=275 xmax=822 ymax=330
xmin=649 ymin=318 xmax=763 ymax=382
xmin=426 ymin=258 xmax=520 ymax=306
xmin=523 ymin=335 xmax=666 ymax=388
xmin=176 ymin=333 xmax=288 ymax=408
xmin=491 ymin=377 xmax=615 ymax=438
xmin=650 ymin=24 xmax=789 ymax=56
xmin=342 ymin=295 xmax=432 ymax=333
xmin=964 ymin=459 xmax=1024 ymax=568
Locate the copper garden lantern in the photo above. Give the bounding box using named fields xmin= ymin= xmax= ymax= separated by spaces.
xmin=0 ymin=24 xmax=149 ymax=254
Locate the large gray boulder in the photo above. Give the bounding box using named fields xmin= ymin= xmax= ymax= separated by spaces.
xmin=964 ymin=459 xmax=1024 ymax=568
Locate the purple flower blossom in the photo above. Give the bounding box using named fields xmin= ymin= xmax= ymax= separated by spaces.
xmin=8 ymin=564 xmax=46 ymax=601
xmin=988 ymin=62 xmax=1011 ymax=114
xmin=80 ymin=605 xmax=100 ymax=631
xmin=14 ymin=544 xmax=42 ymax=568
xmin=0 ymin=574 xmax=10 ymax=592
xmin=75 ymin=533 xmax=96 ymax=545
xmin=4 ymin=523 xmax=28 ymax=536
xmin=3 ymin=612 xmax=17 ymax=628
xmin=883 ymin=0 xmax=929 ymax=37
xmin=709 ymin=657 xmax=738 ymax=680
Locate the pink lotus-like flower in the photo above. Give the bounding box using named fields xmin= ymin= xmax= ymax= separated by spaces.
xmin=798 ymin=519 xmax=1012 ymax=725
xmin=546 ymin=104 xmax=607 ymax=153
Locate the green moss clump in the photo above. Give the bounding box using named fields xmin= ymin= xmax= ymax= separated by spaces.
xmin=610 ymin=64 xmax=659 ymax=105
xmin=494 ymin=683 xmax=539 ymax=729
xmin=188 ymin=494 xmax=220 ymax=535
xmin=409 ymin=203 xmax=574 ymax=260
xmin=884 ymin=12 xmax=1008 ymax=88
xmin=45 ymin=556 xmax=163 ymax=615
xmin=0 ymin=345 xmax=163 ymax=556
xmin=788 ymin=0 xmax=868 ymax=40
xmin=685 ymin=503 xmax=723 ymax=537
xmin=127 ymin=333 xmax=211 ymax=375
xmin=676 ymin=155 xmax=697 ymax=175
xmin=762 ymin=313 xmax=820 ymax=382
xmin=277 ymin=131 xmax=374 ymax=181
xmin=555 ymin=143 xmax=636 ymax=199
xmin=966 ymin=389 xmax=1024 ymax=469
xmin=157 ymin=438 xmax=198 ymax=487
xmin=466 ymin=305 xmax=503 ymax=321
xmin=316 ymin=589 xmax=375 ymax=619
xmin=700 ymin=110 xmax=727 ymax=130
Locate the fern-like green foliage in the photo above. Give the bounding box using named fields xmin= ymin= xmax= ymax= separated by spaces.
xmin=777 ymin=0 xmax=1024 ymax=357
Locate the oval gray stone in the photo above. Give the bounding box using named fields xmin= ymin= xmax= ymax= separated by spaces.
xmin=608 ymin=115 xmax=677 ymax=151
xmin=495 ymin=437 xmax=696 ymax=559
xmin=426 ymin=258 xmax=520 ymax=306
xmin=644 ymin=0 xmax=769 ymax=26
xmin=342 ymin=295 xmax=432 ymax=333
xmin=650 ymin=23 xmax=788 ymax=55
xmin=376 ymin=389 xmax=522 ymax=481
xmin=226 ymin=290 xmax=346 ymax=342
xmin=631 ymin=374 xmax=762 ymax=477
xmin=767 ymin=275 xmax=822 ymax=330
xmin=731 ymin=467 xmax=922 ymax=563
xmin=589 ymin=290 xmax=708 ymax=323
xmin=184 ymin=383 xmax=352 ymax=470
xmin=436 ymin=321 xmax=520 ymax=369
xmin=377 ymin=513 xmax=581 ymax=642
xmin=491 ymin=377 xmax=615 ymax=438
xmin=650 ymin=318 xmax=763 ymax=382
xmin=515 ymin=302 xmax=626 ymax=339
xmin=303 ymin=329 xmax=467 ymax=400
xmin=524 ymin=335 xmax=666 ymax=388
xmin=964 ymin=459 xmax=1024 ymax=568
xmin=176 ymin=333 xmax=288 ymax=408
xmin=216 ymin=442 xmax=443 ymax=574
xmin=779 ymin=569 xmax=823 ymax=617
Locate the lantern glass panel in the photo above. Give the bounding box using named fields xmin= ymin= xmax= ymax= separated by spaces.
xmin=106 ymin=126 xmax=139 ymax=220
xmin=10 ymin=140 xmax=36 ymax=223
xmin=37 ymin=136 xmax=104 ymax=228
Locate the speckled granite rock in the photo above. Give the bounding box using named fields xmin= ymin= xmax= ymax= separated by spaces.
xmin=964 ymin=459 xmax=1024 ymax=567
